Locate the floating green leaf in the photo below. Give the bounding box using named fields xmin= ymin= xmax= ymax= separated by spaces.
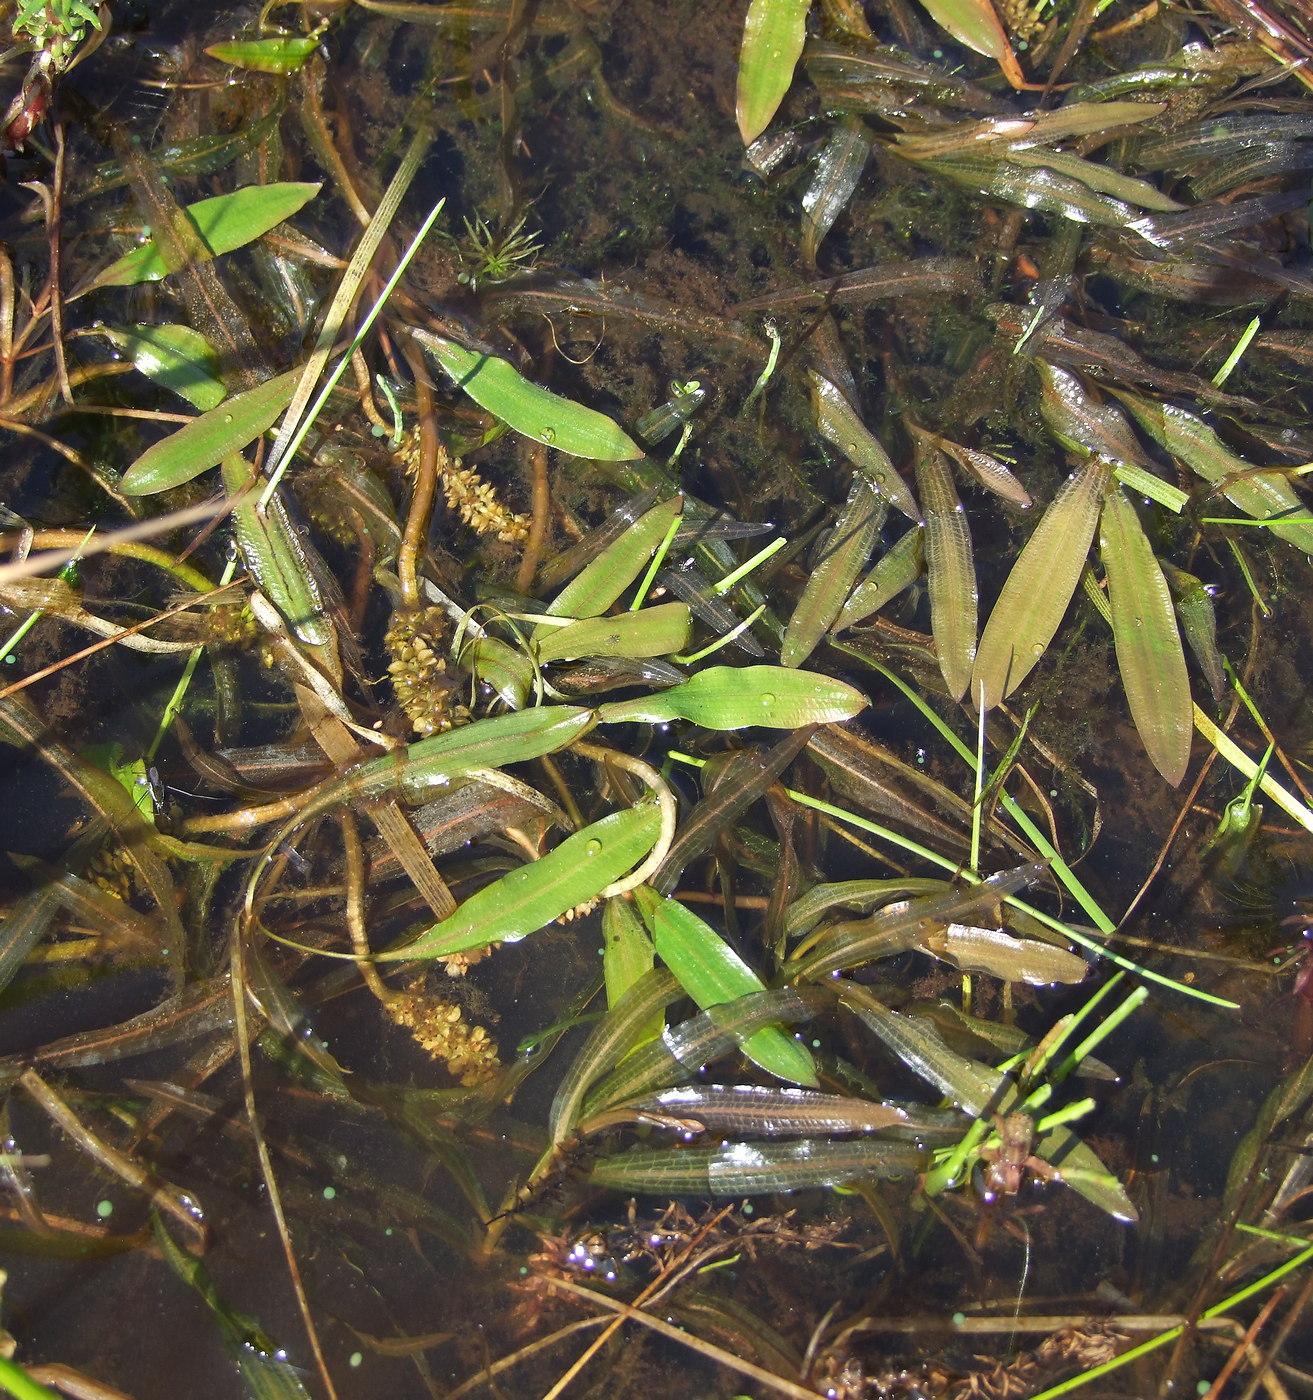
xmin=598 ymin=665 xmax=866 ymax=729
xmin=205 ymin=36 xmax=320 ymax=73
xmin=94 ymin=182 xmax=321 ymax=288
xmin=378 ymin=805 xmax=662 ymax=961
xmin=120 ymin=370 xmax=299 ymax=495
xmin=972 ymin=458 xmax=1109 ymax=710
xmin=99 ymin=324 xmax=226 ymax=410
xmin=535 ymin=603 xmax=691 ymax=664
xmin=543 ymin=495 xmax=683 ymax=621
xmin=1099 ymin=487 xmax=1192 ymax=786
xmin=737 ymin=0 xmax=812 ymax=144
xmin=410 ymin=328 xmax=642 ymax=461
xmin=633 ymin=885 xmax=818 ymax=1086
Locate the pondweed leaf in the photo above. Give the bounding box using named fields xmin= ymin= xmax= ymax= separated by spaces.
xmin=597 ymin=665 xmax=866 ymax=729
xmin=633 ymin=885 xmax=818 ymax=1086
xmin=410 ymin=328 xmax=642 ymax=461
xmin=809 ymin=372 xmax=922 ymax=524
xmin=972 ymin=458 xmax=1110 ymax=710
xmin=781 ymin=473 xmax=885 ymax=667
xmin=1099 ymin=487 xmax=1192 ymax=786
xmin=379 ymin=805 xmax=663 ymax=961
xmin=534 ymin=602 xmax=692 ymax=664
xmin=205 ymin=37 xmax=320 ymax=73
xmin=99 ymin=324 xmax=226 ymax=411
xmin=912 ymin=0 xmax=1024 ymax=87
xmin=737 ymin=0 xmax=812 ymax=144
xmin=542 ymin=495 xmax=683 ymax=622
xmin=1033 ymin=1123 xmax=1139 ymax=1222
xmin=92 ymin=182 xmax=321 ymax=288
xmin=833 ymin=526 xmax=924 ymax=632
xmin=120 ymin=370 xmax=299 ymax=494
xmin=913 ymin=430 xmax=977 ymax=700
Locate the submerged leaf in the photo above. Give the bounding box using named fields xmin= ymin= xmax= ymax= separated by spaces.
xmin=972 ymin=458 xmax=1110 ymax=710
xmin=913 ymin=430 xmax=977 ymax=700
xmin=1099 ymin=488 xmax=1192 ymax=786
xmin=912 ymin=0 xmax=1024 ymax=87
xmin=534 ymin=603 xmax=692 ymax=663
xmin=809 ymin=372 xmax=922 ymax=524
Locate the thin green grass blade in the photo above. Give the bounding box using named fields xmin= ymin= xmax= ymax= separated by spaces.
xmin=781 ymin=473 xmax=885 ymax=667
xmin=1099 ymin=487 xmax=1192 ymax=786
xmin=633 ymin=885 xmax=818 ymax=1086
xmin=972 ymin=458 xmax=1109 ymax=710
xmin=736 ymin=0 xmax=812 ymax=144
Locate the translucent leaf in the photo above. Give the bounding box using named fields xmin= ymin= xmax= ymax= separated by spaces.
xmin=913 ymin=431 xmax=977 ymax=700
xmin=972 ymin=458 xmax=1110 ymax=710
xmin=1099 ymin=487 xmax=1192 ymax=786
xmin=736 ymin=0 xmax=812 ymax=144
xmin=913 ymin=0 xmax=1024 ymax=87
xmin=781 ymin=473 xmax=885 ymax=667
xmin=204 ymin=37 xmax=320 ymax=73
xmin=809 ymin=372 xmax=922 ymax=524
xmin=542 ymin=495 xmax=683 ymax=621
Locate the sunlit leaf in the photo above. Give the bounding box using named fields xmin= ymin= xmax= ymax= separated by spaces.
xmin=120 ymin=371 xmax=299 ymax=495
xmin=1099 ymin=487 xmax=1192 ymax=786
xmin=832 ymin=526 xmax=924 ymax=632
xmin=378 ymin=805 xmax=662 ymax=961
xmin=736 ymin=0 xmax=812 ymax=144
xmin=1163 ymin=562 xmax=1226 ymax=704
xmin=1034 ymin=1122 xmax=1139 ymax=1222
xmin=93 ymin=182 xmax=321 ymax=288
xmin=543 ymin=495 xmax=683 ymax=620
xmin=99 ymin=324 xmax=226 ymax=411
xmin=614 ymin=1083 xmax=916 ymax=1137
xmin=912 ymin=0 xmax=1024 ymax=87
xmin=913 ymin=430 xmax=977 ymax=700
xmin=801 ymin=115 xmax=871 ymax=264
xmin=634 ymin=885 xmax=817 ymax=1086
xmin=205 ymin=36 xmax=320 ymax=73
xmin=972 ymin=458 xmax=1110 ymax=710
xmin=781 ymin=474 xmax=885 ymax=667
xmin=410 ymin=328 xmax=642 ymax=461
xmin=597 ymin=665 xmax=866 ymax=729
xmin=920 ymin=924 xmax=1088 ymax=984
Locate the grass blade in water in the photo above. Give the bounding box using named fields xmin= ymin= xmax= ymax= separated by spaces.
xmin=781 ymin=473 xmax=885 ymax=667
xmin=634 ymin=885 xmax=818 ymax=1086
xmin=972 ymin=457 xmax=1109 ymax=709
xmin=1099 ymin=487 xmax=1192 ymax=786
xmin=913 ymin=430 xmax=977 ymax=699
xmin=378 ymin=805 xmax=663 ymax=960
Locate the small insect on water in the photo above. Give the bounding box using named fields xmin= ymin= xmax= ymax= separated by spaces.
xmin=977 ymin=1110 xmax=1059 ymax=1203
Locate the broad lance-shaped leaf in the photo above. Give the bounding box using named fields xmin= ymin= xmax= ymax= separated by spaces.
xmin=377 ymin=805 xmax=663 ymax=960
xmin=410 ymin=327 xmax=641 ymax=461
xmin=633 ymin=885 xmax=818 ymax=1086
xmin=972 ymin=457 xmax=1109 ymax=710
xmin=1115 ymin=390 xmax=1313 ymax=556
xmin=121 ymin=371 xmax=299 ymax=495
xmin=542 ymin=495 xmax=683 ymax=623
xmin=737 ymin=0 xmax=812 ymax=144
xmin=1099 ymin=488 xmax=1192 ymax=787
xmin=913 ymin=429 xmax=976 ymax=700
xmin=1034 ymin=1123 xmax=1138 ymax=1222
xmin=833 ymin=526 xmax=924 ymax=632
xmin=809 ymin=372 xmax=922 ymax=525
xmin=205 ymin=37 xmax=319 ymax=73
xmin=91 ymin=182 xmax=321 ymax=289
xmin=534 ymin=603 xmax=692 ymax=663
xmin=597 ymin=665 xmax=865 ymax=729
xmin=781 ymin=473 xmax=885 ymax=668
